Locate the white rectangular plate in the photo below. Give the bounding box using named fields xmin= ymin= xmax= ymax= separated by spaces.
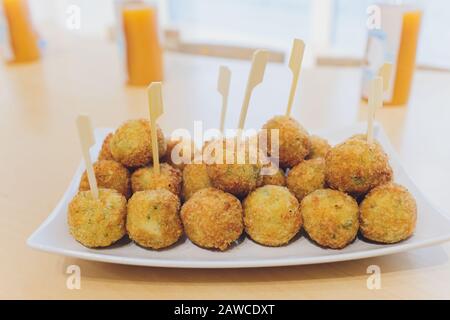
xmin=28 ymin=123 xmax=450 ymax=268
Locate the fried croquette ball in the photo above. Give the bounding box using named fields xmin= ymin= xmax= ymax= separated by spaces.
xmin=286 ymin=158 xmax=326 ymax=202
xmin=79 ymin=160 xmax=131 ymax=199
xmin=243 ymin=185 xmax=301 ymax=246
xmin=205 ymin=139 xmax=262 ymax=198
xmin=325 ymin=138 xmax=392 ymax=195
xmin=306 ymin=135 xmax=331 ymax=159
xmin=349 ymin=133 xmax=377 ymax=141
xmin=360 ymin=183 xmax=417 ymax=243
xmin=126 ymin=189 xmax=183 ymax=249
xmin=301 ymin=189 xmax=359 ymax=249
xmin=260 ymin=116 xmax=310 ymax=169
xmin=164 ymin=137 xmax=197 ymax=171
xmin=131 ymin=163 xmax=182 ymax=196
xmin=261 ymin=167 xmax=286 ymax=186
xmin=182 ymin=163 xmax=211 ymax=200
xmin=180 ymin=188 xmax=243 ymax=251
xmin=98 ymin=133 xmax=114 ymax=161
xmin=68 ymin=189 xmax=127 ymax=248
xmin=348 ymin=134 xmax=387 ymax=161
xmin=110 ymin=119 xmax=166 ymax=168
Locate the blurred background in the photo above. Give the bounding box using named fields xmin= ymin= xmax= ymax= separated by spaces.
xmin=25 ymin=0 xmax=450 ymax=70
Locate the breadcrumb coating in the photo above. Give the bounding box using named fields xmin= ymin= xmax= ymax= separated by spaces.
xmin=244 ymin=185 xmax=301 ymax=246
xmin=260 ymin=115 xmax=311 ymax=169
xmin=98 ymin=133 xmax=114 ymax=161
xmin=126 ymin=189 xmax=183 ymax=249
xmin=360 ymin=183 xmax=416 ymax=243
xmin=286 ymin=158 xmax=326 ymax=201
xmin=163 ymin=137 xmax=198 ymax=171
xmin=110 ymin=119 xmax=166 ymax=168
xmin=306 ymin=135 xmax=331 ymax=159
xmin=131 ymin=163 xmax=182 ymax=196
xmin=205 ymin=138 xmax=262 ymax=198
xmin=301 ymin=189 xmax=359 ymax=249
xmin=261 ymin=167 xmax=286 ymax=187
xmin=325 ymin=138 xmax=392 ymax=195
xmin=182 ymin=163 xmax=211 ymax=201
xmin=180 ymin=188 xmax=243 ymax=251
xmin=68 ymin=189 xmax=127 ymax=248
xmin=79 ymin=160 xmax=131 ymax=198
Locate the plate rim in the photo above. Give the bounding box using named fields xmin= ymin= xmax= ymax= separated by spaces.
xmin=27 ymin=233 xmax=450 ymax=268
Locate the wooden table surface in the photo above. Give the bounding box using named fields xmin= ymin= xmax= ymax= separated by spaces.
xmin=1 ymin=35 xmax=450 ymax=299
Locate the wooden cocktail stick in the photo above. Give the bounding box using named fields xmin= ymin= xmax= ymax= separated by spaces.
xmin=147 ymin=82 xmax=164 ymax=175
xmin=76 ymin=115 xmax=98 ymax=198
xmin=237 ymin=49 xmax=269 ymax=132
xmin=285 ymin=39 xmax=305 ymax=117
xmin=367 ymin=77 xmax=383 ymax=144
xmin=378 ymin=62 xmax=393 ymax=92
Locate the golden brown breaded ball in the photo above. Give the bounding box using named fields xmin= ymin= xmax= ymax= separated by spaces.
xmin=126 ymin=189 xmax=183 ymax=249
xmin=348 ymin=133 xmax=383 ymax=148
xmin=306 ymin=135 xmax=331 ymax=159
xmin=360 ymin=183 xmax=417 ymax=243
xmin=180 ymin=188 xmax=244 ymax=251
xmin=201 ymin=139 xmax=213 ymax=152
xmin=243 ymin=185 xmax=301 ymax=246
xmin=164 ymin=137 xmax=198 ymax=171
xmin=349 ymin=133 xmax=377 ymax=142
xmin=182 ymin=163 xmax=211 ymax=200
xmin=79 ymin=160 xmax=131 ymax=199
xmin=261 ymin=167 xmax=286 ymax=186
xmin=98 ymin=133 xmax=114 ymax=161
xmin=325 ymin=138 xmax=392 ymax=195
xmin=131 ymin=163 xmax=182 ymax=196
xmin=68 ymin=189 xmax=127 ymax=248
xmin=205 ymin=138 xmax=262 ymax=198
xmin=286 ymin=158 xmax=326 ymax=202
xmin=110 ymin=119 xmax=166 ymax=168
xmin=260 ymin=115 xmax=310 ymax=169
xmin=301 ymin=189 xmax=359 ymax=249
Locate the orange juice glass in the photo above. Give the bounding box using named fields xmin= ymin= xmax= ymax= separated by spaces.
xmin=121 ymin=1 xmax=163 ymax=86
xmin=2 ymin=0 xmax=40 ymax=63
xmin=388 ymin=9 xmax=422 ymax=106
xmin=362 ymin=4 xmax=422 ymax=106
